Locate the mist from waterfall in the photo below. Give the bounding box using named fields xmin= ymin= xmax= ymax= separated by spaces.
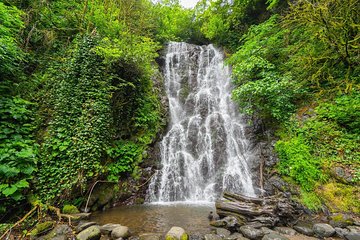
xmin=147 ymin=42 xmax=256 ymax=202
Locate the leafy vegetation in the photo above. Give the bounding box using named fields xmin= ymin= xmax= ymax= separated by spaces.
xmin=0 ymin=0 xmax=359 ymax=229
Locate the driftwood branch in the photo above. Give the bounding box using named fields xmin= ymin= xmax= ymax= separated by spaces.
xmin=216 ymin=192 xmax=303 ymax=227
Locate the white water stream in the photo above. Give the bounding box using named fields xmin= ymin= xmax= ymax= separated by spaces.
xmin=147 ymin=42 xmax=256 ymax=202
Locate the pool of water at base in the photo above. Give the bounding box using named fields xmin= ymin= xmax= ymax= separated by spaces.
xmin=90 ymin=202 xmax=216 ymax=235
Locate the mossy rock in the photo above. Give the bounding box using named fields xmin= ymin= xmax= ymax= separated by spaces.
xmin=62 ymin=204 xmax=80 ymax=214
xmin=165 ymin=227 xmax=188 ymax=240
xmin=329 ymin=214 xmax=354 ymax=227
xmin=29 ymin=221 xmax=55 ymax=237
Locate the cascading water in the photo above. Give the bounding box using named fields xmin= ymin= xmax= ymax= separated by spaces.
xmin=147 ymin=42 xmax=256 ymax=203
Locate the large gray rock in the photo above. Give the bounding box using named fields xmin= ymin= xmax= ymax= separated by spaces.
xmin=76 ymin=225 xmax=101 ymax=240
xmin=211 ymin=216 xmax=241 ymax=229
xmin=38 ymin=224 xmax=72 ymax=240
xmin=239 ymin=226 xmax=264 ymax=240
xmin=165 ymin=227 xmax=188 ymax=240
xmin=100 ymin=223 xmax=122 ymax=235
xmin=274 ymin=227 xmax=296 ymax=236
xmin=76 ymin=222 xmax=97 ymax=233
xmin=262 ymin=233 xmax=289 ymax=240
xmin=345 ymin=233 xmax=360 ymax=240
xmin=111 ymin=226 xmax=130 ymax=239
xmin=139 ymin=233 xmax=161 ymax=240
xmin=313 ymin=223 xmax=335 ymax=238
xmin=204 ymin=234 xmax=223 ymax=240
xmin=260 ymin=228 xmax=275 ymax=235
xmin=216 ymin=228 xmax=231 ymax=238
xmin=293 ymin=225 xmax=314 ymax=236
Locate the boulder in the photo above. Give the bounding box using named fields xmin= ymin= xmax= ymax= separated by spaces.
xmin=313 ymin=223 xmax=335 ymax=238
xmin=260 ymin=228 xmax=275 ymax=235
xmin=76 ymin=222 xmax=98 ymax=233
xmin=139 ymin=233 xmax=162 ymax=240
xmin=204 ymin=234 xmax=223 ymax=240
xmin=111 ymin=226 xmax=131 ymax=239
xmin=211 ymin=216 xmax=241 ymax=229
xmin=216 ymin=228 xmax=231 ymax=238
xmin=76 ymin=225 xmax=101 ymax=240
xmin=165 ymin=227 xmax=188 ymax=240
xmin=100 ymin=223 xmax=122 ymax=235
xmin=274 ymin=227 xmax=296 ymax=236
xmin=293 ymin=224 xmax=314 ymax=236
xmin=239 ymin=226 xmax=264 ymax=240
xmin=345 ymin=233 xmax=360 ymax=240
xmin=262 ymin=233 xmax=289 ymax=240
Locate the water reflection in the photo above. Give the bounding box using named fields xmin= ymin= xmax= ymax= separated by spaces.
xmin=90 ymin=202 xmax=215 ymax=235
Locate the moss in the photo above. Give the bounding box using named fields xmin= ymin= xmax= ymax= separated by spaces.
xmin=29 ymin=221 xmax=54 ymax=237
xmin=317 ymin=182 xmax=360 ymax=214
xmin=180 ymin=233 xmax=189 ymax=240
xmin=62 ymin=204 xmax=80 ymax=214
xmin=330 ymin=214 xmax=354 ymax=226
xmin=299 ymin=190 xmax=322 ymax=211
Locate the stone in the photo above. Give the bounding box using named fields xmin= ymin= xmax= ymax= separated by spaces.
xmin=71 ymin=213 xmax=92 ymax=221
xmin=293 ymin=225 xmax=314 ymax=236
xmin=76 ymin=225 xmax=101 ymax=240
xmin=204 ymin=234 xmax=223 ymax=240
xmin=335 ymin=227 xmax=350 ymax=238
xmin=260 ymin=228 xmax=275 ymax=235
xmin=345 ymin=233 xmax=360 ymax=240
xmin=330 ymin=214 xmax=355 ymax=228
xmin=166 ymin=227 xmax=188 ymax=240
xmin=111 ymin=226 xmax=131 ymax=239
xmin=262 ymin=233 xmax=289 ymax=240
xmin=225 ymin=232 xmax=245 ymax=240
xmin=139 ymin=233 xmax=162 ymax=240
xmin=223 ymin=216 xmax=242 ymax=230
xmin=62 ymin=204 xmax=80 ymax=214
xmin=274 ymin=227 xmax=296 ymax=236
xmin=29 ymin=221 xmax=55 ymax=238
xmin=76 ymin=222 xmax=98 ymax=233
xmin=100 ymin=223 xmax=122 ymax=235
xmin=42 ymin=224 xmax=72 ymax=240
xmin=216 ymin=228 xmax=231 ymax=238
xmin=313 ymin=223 xmax=335 ymax=238
xmin=239 ymin=226 xmax=264 ymax=240
xmin=347 ymin=226 xmax=360 ymax=233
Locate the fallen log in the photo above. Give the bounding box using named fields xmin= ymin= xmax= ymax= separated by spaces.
xmin=216 ymin=192 xmax=303 ymax=227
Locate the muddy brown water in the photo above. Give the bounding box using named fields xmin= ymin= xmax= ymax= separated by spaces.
xmin=90 ymin=202 xmax=216 ymax=235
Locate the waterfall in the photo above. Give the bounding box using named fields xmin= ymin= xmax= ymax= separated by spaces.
xmin=147 ymin=42 xmax=256 ymax=202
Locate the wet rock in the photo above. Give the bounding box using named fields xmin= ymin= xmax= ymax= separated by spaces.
xmin=76 ymin=225 xmax=101 ymax=240
xmin=222 ymin=216 xmax=242 ymax=230
xmin=210 ymin=220 xmax=227 ymax=228
xmin=330 ymin=214 xmax=355 ymax=228
xmin=139 ymin=233 xmax=161 ymax=240
xmin=216 ymin=228 xmax=231 ymax=238
xmin=274 ymin=227 xmax=296 ymax=236
xmin=335 ymin=227 xmax=350 ymax=238
xmin=204 ymin=234 xmax=222 ymax=240
xmin=262 ymin=233 xmax=289 ymax=240
xmin=111 ymin=226 xmax=130 ymax=239
xmin=345 ymin=233 xmax=360 ymax=240
xmin=239 ymin=226 xmax=264 ymax=240
xmin=313 ymin=223 xmax=335 ymax=238
xmin=76 ymin=222 xmax=98 ymax=233
xmin=100 ymin=224 xmax=122 ymax=236
xmin=293 ymin=225 xmax=314 ymax=236
xmin=71 ymin=213 xmax=92 ymax=221
xmin=347 ymin=226 xmax=360 ymax=233
xmin=332 ymin=167 xmax=353 ymax=183
xmin=165 ymin=227 xmax=188 ymax=240
xmin=85 ymin=182 xmax=116 ymax=211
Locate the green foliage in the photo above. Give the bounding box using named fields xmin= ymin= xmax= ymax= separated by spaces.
xmin=229 ymin=15 xmax=303 ymax=121
xmin=299 ymin=190 xmax=323 ymax=211
xmin=0 ymin=97 xmax=37 ymax=214
xmin=0 ymin=2 xmax=24 ymax=79
xmin=275 ymin=136 xmax=323 ymax=191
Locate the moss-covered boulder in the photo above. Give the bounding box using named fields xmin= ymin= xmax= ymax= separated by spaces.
xmin=165 ymin=227 xmax=188 ymax=240
xmin=62 ymin=204 xmax=80 ymax=214
xmin=76 ymin=225 xmax=101 ymax=240
xmin=29 ymin=221 xmax=55 ymax=238
xmin=329 ymin=214 xmax=355 ymax=228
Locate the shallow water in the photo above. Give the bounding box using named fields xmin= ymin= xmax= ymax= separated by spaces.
xmin=90 ymin=202 xmax=216 ymax=235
